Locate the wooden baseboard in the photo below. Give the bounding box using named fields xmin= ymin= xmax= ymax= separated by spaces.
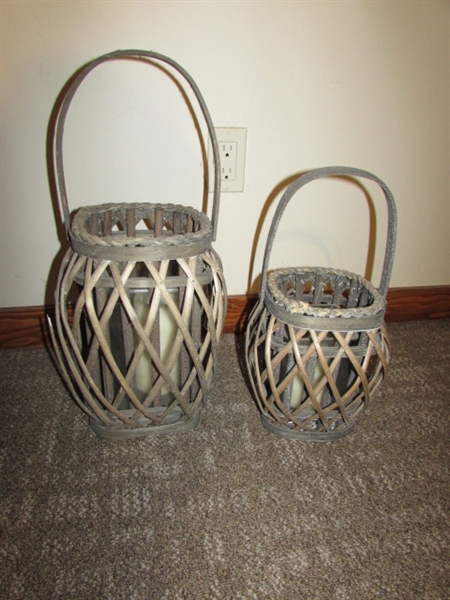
xmin=0 ymin=306 xmax=53 ymax=349
xmin=1 ymin=286 xmax=449 ymax=349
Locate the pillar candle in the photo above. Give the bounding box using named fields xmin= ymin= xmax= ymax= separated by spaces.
xmin=133 ymin=290 xmax=153 ymax=395
xmin=159 ymin=290 xmax=181 ymax=398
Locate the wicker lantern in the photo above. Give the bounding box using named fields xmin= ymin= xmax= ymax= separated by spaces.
xmin=49 ymin=50 xmax=226 ymax=439
xmin=245 ymin=167 xmax=397 ymax=441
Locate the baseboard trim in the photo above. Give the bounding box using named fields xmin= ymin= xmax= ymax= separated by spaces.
xmin=0 ymin=306 xmax=54 ymax=349
xmin=1 ymin=286 xmax=449 ymax=349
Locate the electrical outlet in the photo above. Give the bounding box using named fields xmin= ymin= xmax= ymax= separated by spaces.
xmin=208 ymin=127 xmax=247 ymax=192
xmin=220 ymin=141 xmax=238 ymax=182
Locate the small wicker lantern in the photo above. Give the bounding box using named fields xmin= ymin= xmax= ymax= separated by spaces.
xmin=49 ymin=50 xmax=227 ymax=439
xmin=245 ymin=167 xmax=397 ymax=441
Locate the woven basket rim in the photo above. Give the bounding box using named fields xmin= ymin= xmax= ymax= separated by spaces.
xmin=70 ymin=202 xmax=212 ymax=249
xmin=266 ymin=266 xmax=385 ymax=319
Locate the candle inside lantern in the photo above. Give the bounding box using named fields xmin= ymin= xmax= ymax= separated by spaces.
xmin=290 ymin=337 xmax=335 ymax=410
xmin=133 ymin=290 xmax=153 ymax=396
xmin=159 ymin=290 xmax=181 ymax=399
xmin=132 ymin=288 xmax=181 ymax=401
xmin=290 ymin=360 xmax=326 ymax=409
xmin=312 ymin=359 xmax=327 ymax=405
xmin=290 ymin=372 xmax=304 ymax=410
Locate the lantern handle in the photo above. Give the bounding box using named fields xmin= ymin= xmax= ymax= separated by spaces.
xmin=259 ymin=166 xmax=397 ymax=301
xmin=54 ymin=49 xmax=221 ymax=240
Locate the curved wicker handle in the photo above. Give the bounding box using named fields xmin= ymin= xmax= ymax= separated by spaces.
xmin=54 ymin=49 xmax=221 ymax=240
xmin=259 ymin=166 xmax=397 ymax=300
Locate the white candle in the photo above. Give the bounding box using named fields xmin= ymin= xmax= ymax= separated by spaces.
xmin=290 ymin=372 xmax=303 ymax=409
xmin=159 ymin=290 xmax=181 ymax=399
xmin=313 ymin=359 xmax=326 ymax=405
xmin=133 ymin=290 xmax=153 ymax=395
xmin=290 ymin=356 xmax=329 ymax=410
xmin=312 ymin=335 xmax=335 ymax=406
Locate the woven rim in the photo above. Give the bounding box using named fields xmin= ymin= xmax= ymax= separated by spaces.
xmin=69 ymin=202 xmax=213 ymax=260
xmin=266 ymin=266 xmax=386 ymax=319
xmin=70 ymin=202 xmax=211 ymax=248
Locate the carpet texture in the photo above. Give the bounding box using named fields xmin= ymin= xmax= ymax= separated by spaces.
xmin=1 ymin=320 xmax=449 ymax=600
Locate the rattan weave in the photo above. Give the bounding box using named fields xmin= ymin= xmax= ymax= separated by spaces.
xmin=245 ymin=166 xmax=397 ymax=441
xmin=49 ymin=50 xmax=227 ymax=439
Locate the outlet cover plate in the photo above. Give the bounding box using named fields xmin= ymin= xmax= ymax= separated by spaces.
xmin=208 ymin=127 xmax=247 ymax=192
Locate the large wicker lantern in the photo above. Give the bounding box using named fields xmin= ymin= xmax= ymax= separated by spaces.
xmin=49 ymin=50 xmax=227 ymax=439
xmin=245 ymin=167 xmax=397 ymax=441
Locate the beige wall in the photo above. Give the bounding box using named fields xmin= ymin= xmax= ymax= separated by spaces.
xmin=1 ymin=0 xmax=449 ymax=306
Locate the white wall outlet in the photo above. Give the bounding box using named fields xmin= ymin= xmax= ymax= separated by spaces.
xmin=208 ymin=127 xmax=247 ymax=192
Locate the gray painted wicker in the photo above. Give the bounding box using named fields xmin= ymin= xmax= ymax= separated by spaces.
xmin=245 ymin=166 xmax=397 ymax=441
xmin=49 ymin=50 xmax=227 ymax=439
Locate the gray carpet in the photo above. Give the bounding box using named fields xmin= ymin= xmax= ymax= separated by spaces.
xmin=1 ymin=320 xmax=449 ymax=600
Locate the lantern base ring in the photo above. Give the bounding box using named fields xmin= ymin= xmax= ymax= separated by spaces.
xmin=89 ymin=408 xmax=201 ymax=440
xmin=260 ymin=412 xmax=357 ymax=442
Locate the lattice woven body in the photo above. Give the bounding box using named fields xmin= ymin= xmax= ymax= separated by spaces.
xmin=49 ymin=50 xmax=227 ymax=439
xmin=53 ymin=239 xmax=225 ymax=439
xmin=245 ymin=167 xmax=397 ymax=441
